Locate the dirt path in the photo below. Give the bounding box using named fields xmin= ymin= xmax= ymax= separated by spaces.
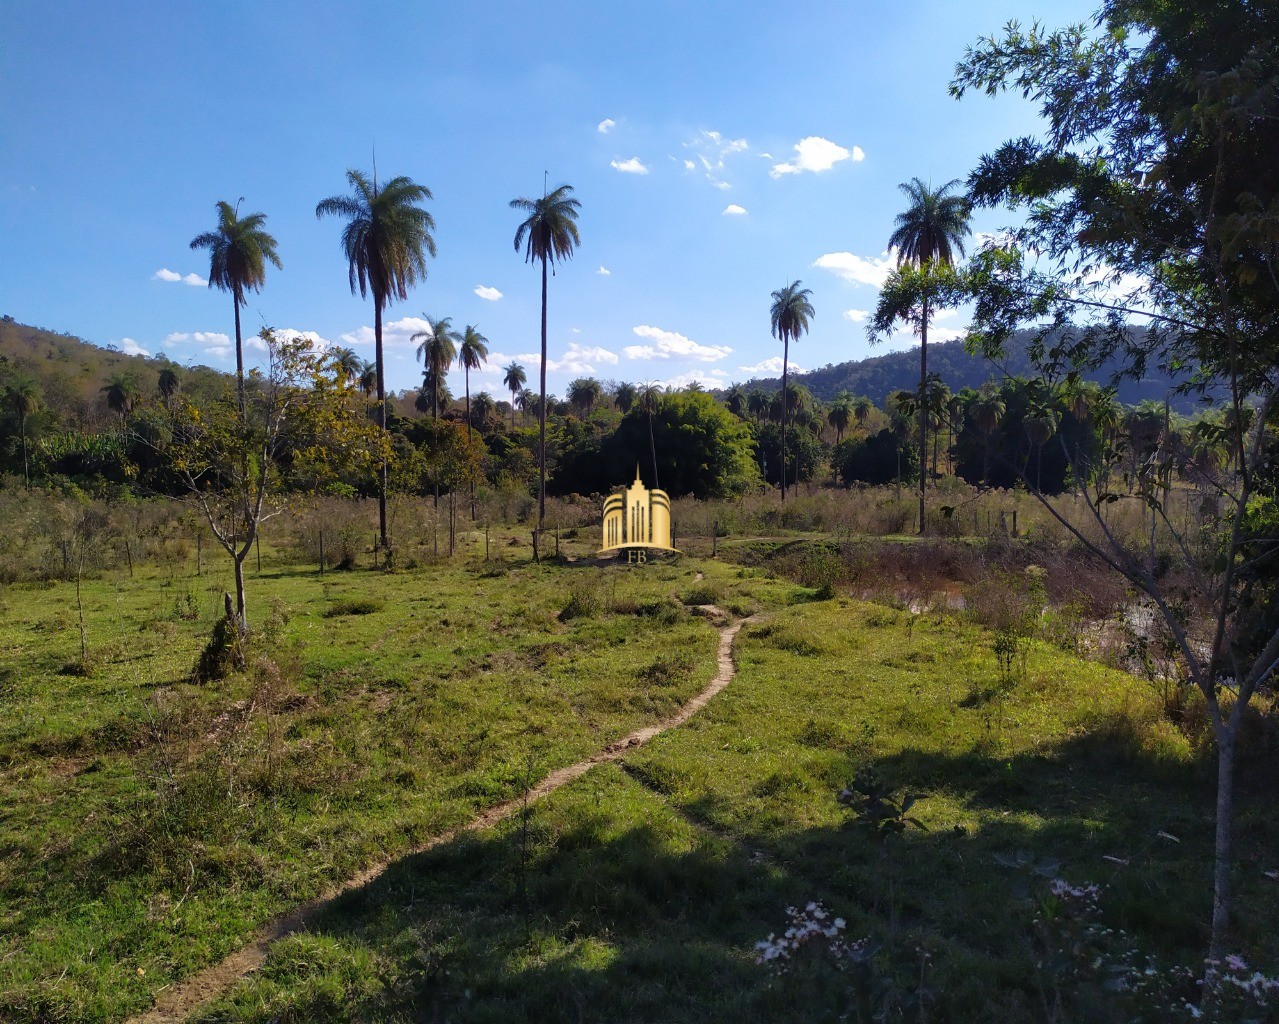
xmin=130 ymin=605 xmax=753 ymax=1024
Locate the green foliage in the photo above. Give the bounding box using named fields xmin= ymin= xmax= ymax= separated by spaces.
xmin=834 ymin=428 xmax=917 ymax=486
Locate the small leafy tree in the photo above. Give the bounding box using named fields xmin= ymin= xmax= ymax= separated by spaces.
xmin=169 ymin=330 xmax=382 ymax=635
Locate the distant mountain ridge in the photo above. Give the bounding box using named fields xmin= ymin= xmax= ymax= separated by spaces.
xmin=743 ymin=330 xmax=1213 ymax=414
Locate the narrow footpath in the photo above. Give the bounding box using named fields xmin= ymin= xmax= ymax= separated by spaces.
xmin=130 ymin=605 xmax=754 ymax=1024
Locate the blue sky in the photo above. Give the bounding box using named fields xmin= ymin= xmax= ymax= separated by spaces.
xmin=1 ymin=0 xmax=1097 ymax=400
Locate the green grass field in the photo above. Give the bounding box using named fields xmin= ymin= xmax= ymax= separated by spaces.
xmin=2 ymin=539 xmax=1276 ymax=1022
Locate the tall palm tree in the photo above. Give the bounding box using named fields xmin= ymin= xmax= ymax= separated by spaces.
xmin=637 ymin=382 xmax=664 ymax=489
xmin=747 ymin=388 xmax=769 ymax=425
xmin=316 ymin=168 xmax=435 ymax=553
xmin=724 ymin=383 xmax=747 ymax=418
xmin=969 ymin=386 xmax=1006 ymax=486
xmin=511 ymin=182 xmax=581 ymax=534
xmin=888 ymin=177 xmax=971 ymax=532
xmin=6 ymin=374 xmax=41 ymax=490
xmin=852 ymin=395 xmax=875 ymax=428
xmin=769 ymin=281 xmax=815 ymax=501
xmin=457 ymin=325 xmax=490 ymax=439
xmin=413 ymin=316 xmax=459 ymax=421
xmin=189 ymin=200 xmax=281 ymax=416
xmin=502 ymin=361 xmax=527 ymax=430
xmin=101 ymin=373 xmax=141 ymax=427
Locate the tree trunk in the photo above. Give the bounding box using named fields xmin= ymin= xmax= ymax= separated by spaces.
xmin=511 ymin=387 xmax=517 ymax=431
xmin=918 ymin=295 xmax=929 ymax=535
xmin=232 ymin=291 xmax=247 ymax=418
xmin=1209 ymin=723 xmax=1237 ymax=969
xmin=649 ymin=411 xmax=659 ymax=490
xmin=466 ymin=368 xmax=476 ymax=520
xmin=375 ymin=300 xmax=389 ymax=554
xmin=20 ymin=412 xmax=29 ymax=491
xmin=233 ymin=553 xmax=248 ymax=635
xmin=781 ymin=338 xmax=789 ymax=502
xmin=538 ymin=254 xmax=548 ymax=534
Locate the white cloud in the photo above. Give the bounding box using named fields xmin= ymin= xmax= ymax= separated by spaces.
xmin=474 ymin=285 xmax=502 ymax=301
xmin=657 ymin=369 xmax=729 ymax=390
xmin=165 ymin=331 xmax=232 ymax=346
xmin=812 ymin=249 xmax=897 ymax=287
xmin=683 ymin=129 xmax=749 ymax=190
xmin=597 ymin=266 xmax=611 ymax=276
xmin=737 ymin=356 xmax=805 ymax=376
xmin=722 ymin=204 xmax=748 ymax=216
xmin=153 ymin=268 xmax=208 ymax=286
xmin=517 ymin=342 xmax=619 ymax=374
xmin=598 ymin=118 xmax=616 ymax=133
xmin=611 ymin=157 xmax=649 ymax=174
xmin=246 ymin=328 xmax=332 ymax=353
xmin=119 ymin=337 xmax=151 ymax=357
xmin=340 ymin=316 xmax=434 ymax=348
xmin=843 ymin=309 xmax=869 ymax=323
xmin=771 ymin=137 xmax=863 ymax=178
xmin=204 ymin=346 xmax=231 ymax=359
xmin=624 ymin=325 xmax=732 ymax=363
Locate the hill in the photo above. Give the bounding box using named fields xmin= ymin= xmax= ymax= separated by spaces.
xmin=745 ymin=330 xmax=1214 ymax=413
xmin=0 ymin=315 xmax=231 ymax=430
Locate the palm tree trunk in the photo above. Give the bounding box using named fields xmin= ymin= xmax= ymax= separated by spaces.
xmin=233 ymin=292 xmax=245 ymax=417
xmin=375 ymin=300 xmax=389 ymax=554
xmin=781 ymin=338 xmax=789 ymax=502
xmin=918 ymin=296 xmax=928 ymax=535
xmin=465 ymin=367 xmax=475 ymax=521
xmin=649 ymin=410 xmax=659 ymax=490
xmin=511 ymin=387 xmax=517 ymax=431
xmin=538 ymin=253 xmax=548 ymax=534
xmin=20 ymin=412 xmax=29 ymax=491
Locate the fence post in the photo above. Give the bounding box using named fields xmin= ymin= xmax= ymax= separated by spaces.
xmin=712 ymin=520 xmax=718 ymax=558
xmin=485 ymin=523 xmax=490 ymax=561
xmin=1012 ymin=509 xmax=1019 ymax=537
xmin=319 ymin=530 xmax=325 ymax=575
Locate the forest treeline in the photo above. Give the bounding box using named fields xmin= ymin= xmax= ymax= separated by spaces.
xmin=0 ymin=315 xmax=1235 ymax=503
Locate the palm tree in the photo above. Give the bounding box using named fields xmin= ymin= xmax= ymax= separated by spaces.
xmin=852 ymin=395 xmax=875 ymax=426
xmin=157 ymin=367 xmax=181 ymax=410
xmin=724 ymin=383 xmax=747 ymax=418
xmin=413 ymin=316 xmax=459 ymax=421
xmin=828 ymin=396 xmax=853 ymax=444
xmin=747 ymin=388 xmax=769 ymax=425
xmin=637 ymin=382 xmax=664 ymax=488
xmin=189 ymin=200 xmax=281 ymax=416
xmin=517 ymin=387 xmax=537 ymax=426
xmin=316 ymin=168 xmax=435 ymax=554
xmin=101 ymin=373 xmax=141 ymax=427
xmin=769 ymin=281 xmax=815 ymax=501
xmin=613 ymin=381 xmax=637 ymax=415
xmin=457 ymin=325 xmax=490 ymax=439
xmin=569 ymin=377 xmax=602 ymax=417
xmin=511 ymin=182 xmax=581 ymax=535
xmin=969 ymin=386 xmax=1006 ymax=486
xmin=6 ymin=374 xmax=41 ymax=489
xmin=471 ymin=391 xmax=496 ymax=429
xmin=888 ymin=177 xmax=971 ymax=532
xmin=502 ymin=361 xmax=527 ymax=430
xmin=331 ymin=346 xmax=363 ymax=386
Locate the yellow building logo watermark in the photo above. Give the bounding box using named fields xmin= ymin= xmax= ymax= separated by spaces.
xmin=599 ymin=467 xmax=678 ymax=561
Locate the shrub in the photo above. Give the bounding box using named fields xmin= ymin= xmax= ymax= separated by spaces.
xmin=323 ymin=597 xmax=384 ymax=618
